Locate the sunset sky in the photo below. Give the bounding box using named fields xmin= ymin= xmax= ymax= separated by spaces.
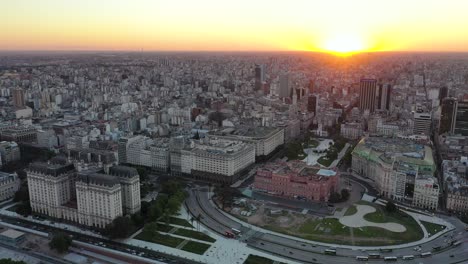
xmin=2 ymin=0 xmax=468 ymax=53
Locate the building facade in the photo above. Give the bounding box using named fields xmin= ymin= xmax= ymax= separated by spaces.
xmin=0 ymin=172 xmax=20 ymax=202
xmin=254 ymin=160 xmax=339 ymax=202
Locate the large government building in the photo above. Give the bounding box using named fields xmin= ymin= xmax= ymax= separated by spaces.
xmin=254 ymin=160 xmax=339 ymax=202
xmin=352 ymin=137 xmax=438 ymax=209
xmin=27 ymin=157 xmax=140 ymax=228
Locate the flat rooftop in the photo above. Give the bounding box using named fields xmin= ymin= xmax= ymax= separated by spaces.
xmin=0 ymin=229 xmax=24 ymax=239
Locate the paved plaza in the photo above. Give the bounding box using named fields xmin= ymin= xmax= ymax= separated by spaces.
xmin=339 ymin=204 xmax=406 ymax=232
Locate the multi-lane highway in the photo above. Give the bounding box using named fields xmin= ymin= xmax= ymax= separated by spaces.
xmin=186 ymin=185 xmax=468 ymax=264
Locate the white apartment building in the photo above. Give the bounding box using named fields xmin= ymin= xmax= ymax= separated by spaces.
xmin=76 ymin=173 xmax=123 ymax=228
xmin=209 ymin=126 xmax=284 ymax=158
xmin=184 ymin=138 xmax=256 ymax=184
xmin=0 ymin=172 xmax=20 ymax=202
xmin=108 ymin=166 xmax=140 ymax=215
xmin=352 ymin=137 xmax=438 ymax=209
xmin=27 ymin=158 xmax=140 ymax=228
xmin=340 ymin=122 xmax=363 ymax=140
xmin=413 ymin=176 xmax=439 ymax=210
xmin=121 ymin=136 xmax=170 ymax=172
xmin=27 ymin=159 xmax=76 ymax=218
xmin=413 ymin=112 xmax=432 ymax=135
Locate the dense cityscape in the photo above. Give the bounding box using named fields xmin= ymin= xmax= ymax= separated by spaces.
xmin=0 ymin=51 xmax=466 ymax=264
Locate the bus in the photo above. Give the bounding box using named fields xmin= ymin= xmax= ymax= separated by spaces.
xmin=324 ymin=249 xmax=336 ymax=255
xmin=368 ymin=253 xmax=380 ymax=259
xmin=453 ymin=241 xmax=462 ymax=247
xmin=421 ymin=252 xmax=432 ymax=258
xmin=355 ymin=256 xmax=368 ymax=261
xmin=231 ymin=228 xmax=241 ymax=235
xmin=224 ymin=231 xmax=235 ymax=238
xmin=379 ymin=248 xmax=393 ymax=253
xmin=384 ymin=256 xmax=398 ymax=261
xmin=402 ymin=255 xmax=415 ymax=260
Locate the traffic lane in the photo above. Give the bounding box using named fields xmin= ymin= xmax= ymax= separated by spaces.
xmin=250 ymin=239 xmax=363 ymax=264
xmin=194 ymin=189 xmax=243 ymax=230
xmin=185 ymin=194 xmax=230 ymax=234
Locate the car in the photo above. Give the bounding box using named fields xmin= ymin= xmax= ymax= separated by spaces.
xmin=450 ymin=255 xmax=454 ymax=257
xmin=260 ymin=242 xmax=264 ymax=245
xmin=289 ymin=251 xmax=293 ymax=255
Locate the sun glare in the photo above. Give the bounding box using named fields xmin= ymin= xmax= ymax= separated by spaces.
xmin=323 ymin=34 xmax=366 ymax=55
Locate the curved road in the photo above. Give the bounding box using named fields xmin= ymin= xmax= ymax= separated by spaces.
xmin=186 ymin=185 xmax=468 ymax=264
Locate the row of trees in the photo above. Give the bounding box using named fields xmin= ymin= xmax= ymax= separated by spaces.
xmin=329 ymin=189 xmax=351 ymax=203
xmin=103 ymin=180 xmax=187 ymax=239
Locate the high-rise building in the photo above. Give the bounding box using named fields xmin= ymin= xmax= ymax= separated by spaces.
xmin=12 ymin=88 xmax=25 ymax=108
xmin=278 ymin=74 xmax=290 ymax=98
xmin=377 ymin=83 xmax=392 ymax=111
xmin=439 ymin=86 xmax=449 ymax=104
xmin=308 ymin=80 xmax=315 ymax=94
xmin=413 ymin=112 xmax=432 ymax=135
xmin=27 ymin=157 xmax=140 ymax=228
xmin=307 ymin=95 xmax=318 ymax=114
xmin=254 ymin=64 xmax=265 ymax=91
xmin=359 ymin=79 xmax=378 ymax=113
xmin=454 ymin=98 xmax=468 ymax=136
xmin=439 ymin=97 xmax=457 ymax=134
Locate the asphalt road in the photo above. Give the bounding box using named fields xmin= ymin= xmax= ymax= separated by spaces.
xmin=186 ymin=185 xmax=468 ymax=264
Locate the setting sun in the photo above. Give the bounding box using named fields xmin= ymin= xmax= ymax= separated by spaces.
xmin=322 ymin=34 xmax=366 ymax=55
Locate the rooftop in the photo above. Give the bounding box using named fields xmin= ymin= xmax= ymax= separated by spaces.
xmin=0 ymin=229 xmax=24 ymax=239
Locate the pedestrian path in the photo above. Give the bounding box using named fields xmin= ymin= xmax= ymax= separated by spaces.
xmin=339 ymin=204 xmax=406 ymax=232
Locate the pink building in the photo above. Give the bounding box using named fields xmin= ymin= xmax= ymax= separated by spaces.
xmin=253 ymin=160 xmax=339 ymax=202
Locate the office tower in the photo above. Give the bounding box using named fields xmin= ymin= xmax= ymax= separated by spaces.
xmin=439 ymin=86 xmax=448 ymax=104
xmin=12 ymin=88 xmax=25 ymax=108
xmin=439 ymin=97 xmax=457 ymax=134
xmin=359 ymin=79 xmax=378 ymax=113
xmin=377 ymin=83 xmax=392 ymax=111
xmin=413 ymin=112 xmax=432 ymax=135
xmin=279 ymin=74 xmax=290 ymax=98
xmin=254 ymin=64 xmax=265 ymax=91
xmin=308 ymin=80 xmax=315 ymax=94
xmin=307 ymin=95 xmax=318 ymax=114
xmin=454 ymin=98 xmax=468 ymax=136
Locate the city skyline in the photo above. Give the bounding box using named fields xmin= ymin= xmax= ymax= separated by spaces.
xmin=2 ymin=0 xmax=468 ymax=54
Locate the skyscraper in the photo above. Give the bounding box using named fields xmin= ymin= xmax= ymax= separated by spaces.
xmin=307 ymin=95 xmax=318 ymax=114
xmin=279 ymin=74 xmax=290 ymax=98
xmin=12 ymin=88 xmax=25 ymax=108
xmin=254 ymin=64 xmax=265 ymax=90
xmin=359 ymin=79 xmax=378 ymax=113
xmin=377 ymin=83 xmax=392 ymax=111
xmin=439 ymin=86 xmax=448 ymax=104
xmin=439 ymin=97 xmax=457 ymax=134
xmin=454 ymin=98 xmax=468 ymax=136
xmin=413 ymin=112 xmax=432 ymax=135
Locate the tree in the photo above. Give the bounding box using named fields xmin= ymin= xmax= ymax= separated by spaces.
xmin=136 ymin=167 xmax=148 ymax=182
xmin=143 ymin=222 xmax=159 ymax=238
xmin=103 ymin=216 xmax=135 ymax=239
xmin=385 ymin=201 xmax=398 ymax=213
xmin=0 ymin=259 xmax=26 ymax=264
xmin=328 ymin=192 xmax=342 ymax=203
xmin=15 ymin=202 xmax=31 ymax=216
xmin=340 ymin=189 xmax=350 ymax=201
xmin=161 ymin=180 xmax=181 ymax=197
xmin=49 ymin=232 xmax=72 ymax=253
xmin=13 ymin=186 xmax=29 ymax=203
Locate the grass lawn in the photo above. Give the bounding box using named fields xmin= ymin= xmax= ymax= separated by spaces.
xmin=181 ymin=241 xmax=211 ymax=255
xmin=135 ymin=230 xmax=184 ymax=248
xmin=421 ymin=221 xmax=446 ymax=237
xmin=317 ymin=156 xmax=333 ymax=167
xmin=244 ymin=255 xmax=286 ymax=264
xmin=174 ymin=228 xmax=216 ymax=243
xmin=168 ymin=217 xmax=193 ymax=228
xmin=156 ymin=224 xmax=175 ymax=233
xmin=344 ymin=205 xmax=357 ymax=216
xmin=262 ymin=202 xmax=424 ymax=246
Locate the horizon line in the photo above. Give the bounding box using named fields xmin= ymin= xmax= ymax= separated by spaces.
xmin=2 ymin=49 xmax=468 ymax=54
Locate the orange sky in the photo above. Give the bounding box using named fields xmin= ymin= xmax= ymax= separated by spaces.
xmin=2 ymin=0 xmax=468 ymax=53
